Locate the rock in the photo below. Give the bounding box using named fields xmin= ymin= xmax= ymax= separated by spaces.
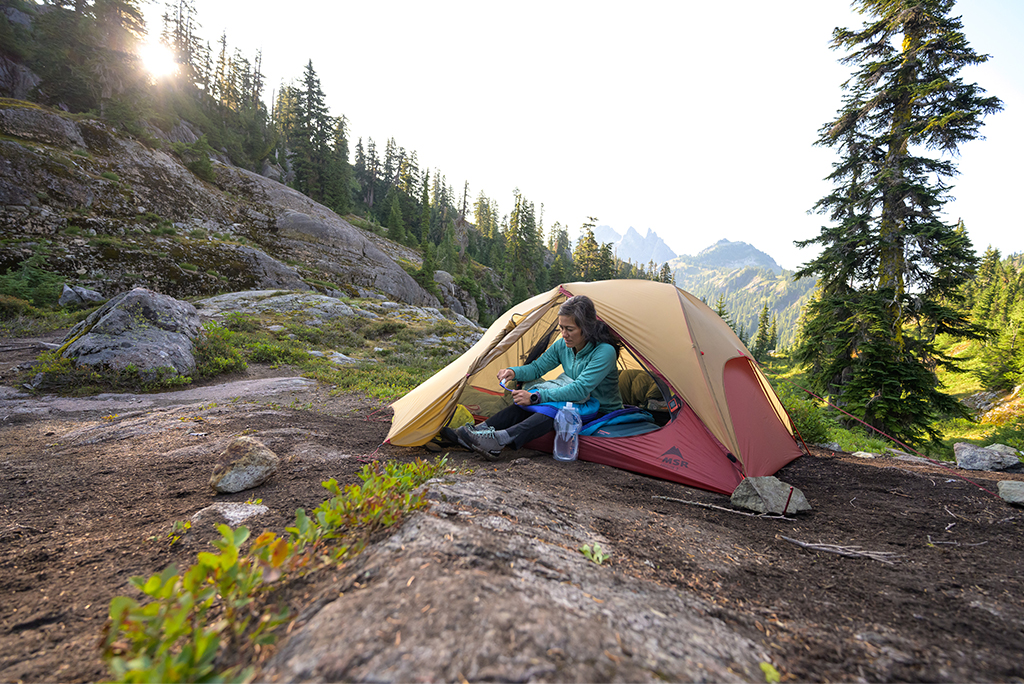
xmin=263 ymin=479 xmax=772 ymax=683
xmin=731 ymin=476 xmax=811 ymax=514
xmin=60 ymin=287 xmax=201 ymax=378
xmin=58 ymin=283 xmax=105 ymax=308
xmin=0 ymin=103 xmax=85 ymax=148
xmin=191 ymin=502 xmax=270 ymax=527
xmin=232 ymin=245 xmax=311 ymax=291
xmin=0 ymin=54 xmax=41 ymax=102
xmin=816 ymin=442 xmax=842 ymax=451
xmin=961 ymin=391 xmax=1000 ymax=413
xmin=210 ymin=436 xmax=280 ymax=494
xmin=433 ymin=270 xmax=479 ymax=321
xmin=852 ymin=451 xmax=878 ymax=459
xmin=997 ymin=481 xmax=1024 ymax=506
xmin=954 ymin=443 xmax=1021 ymax=471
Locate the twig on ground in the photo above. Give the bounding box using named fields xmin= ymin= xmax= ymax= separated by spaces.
xmin=927 ymin=535 xmax=989 ymax=547
xmin=651 ymin=496 xmax=794 ymax=520
xmin=944 ymin=505 xmax=970 ymax=521
xmin=778 ymin=535 xmax=900 ymax=564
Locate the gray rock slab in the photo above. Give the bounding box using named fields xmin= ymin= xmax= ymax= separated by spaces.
xmin=731 ymin=476 xmax=811 ymax=514
xmin=263 ymin=479 xmax=770 ymax=683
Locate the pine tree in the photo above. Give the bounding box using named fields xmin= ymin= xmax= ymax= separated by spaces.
xmin=752 ymin=302 xmax=771 ymax=362
xmin=386 ymin=191 xmax=404 ymax=244
xmin=793 ymin=0 xmax=1001 ymax=443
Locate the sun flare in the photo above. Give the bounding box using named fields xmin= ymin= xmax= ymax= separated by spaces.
xmin=139 ymin=40 xmax=178 ymax=79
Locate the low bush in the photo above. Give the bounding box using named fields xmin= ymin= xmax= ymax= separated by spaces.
xmin=193 ymin=323 xmax=247 ymax=377
xmin=102 ymin=458 xmax=450 ymax=682
xmin=771 ymin=381 xmax=833 ymax=445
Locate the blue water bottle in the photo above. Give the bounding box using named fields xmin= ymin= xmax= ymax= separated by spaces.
xmin=553 ymin=402 xmax=582 ymax=462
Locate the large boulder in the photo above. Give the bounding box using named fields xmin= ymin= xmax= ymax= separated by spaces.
xmin=60 ymin=287 xmax=201 ymax=378
xmin=954 ymin=443 xmax=1021 ymax=471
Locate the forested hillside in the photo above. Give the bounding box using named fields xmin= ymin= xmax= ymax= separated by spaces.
xmin=1 ymin=0 xmax=683 ymax=323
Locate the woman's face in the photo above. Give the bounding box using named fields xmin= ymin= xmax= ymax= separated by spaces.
xmin=558 ymin=315 xmax=585 ymax=350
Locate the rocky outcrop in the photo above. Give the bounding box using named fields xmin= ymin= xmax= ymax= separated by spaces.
xmin=264 ymin=478 xmax=771 ymax=683
xmin=0 ymin=101 xmax=441 ymax=307
xmin=433 ymin=270 xmax=479 ymax=321
xmin=59 ymin=287 xmax=201 ymax=378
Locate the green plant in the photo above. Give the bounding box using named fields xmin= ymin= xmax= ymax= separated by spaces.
xmin=72 ymin=148 xmax=92 ymax=158
xmin=179 ymin=263 xmax=198 ymax=272
xmin=222 ymin=312 xmax=259 ymax=333
xmin=580 ymin=543 xmax=610 ymax=565
xmin=0 ymin=294 xmax=39 ymax=320
xmin=771 ymin=381 xmax=833 ymax=445
xmin=761 ymin=661 xmax=781 ymax=683
xmin=103 ymin=458 xmax=449 ymax=682
xmin=167 ymin=520 xmax=191 ymax=546
xmin=63 ymin=225 xmax=82 ymax=235
xmin=0 ymin=243 xmax=64 ymax=308
xmin=101 ymin=171 xmax=120 ymax=182
xmin=192 ymin=323 xmax=247 ymax=377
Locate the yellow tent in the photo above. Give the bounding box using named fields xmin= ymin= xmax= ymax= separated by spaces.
xmin=388 ymin=280 xmax=802 ymax=494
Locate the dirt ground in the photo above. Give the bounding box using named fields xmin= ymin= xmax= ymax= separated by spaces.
xmin=2 ymin=338 xmax=1023 ymax=683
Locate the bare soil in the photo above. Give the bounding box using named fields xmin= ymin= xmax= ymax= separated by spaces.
xmin=2 ymin=337 xmax=1023 ymax=682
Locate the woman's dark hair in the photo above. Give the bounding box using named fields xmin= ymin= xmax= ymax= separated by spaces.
xmin=558 ymin=295 xmax=621 ymax=355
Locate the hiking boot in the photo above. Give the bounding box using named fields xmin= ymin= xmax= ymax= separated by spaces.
xmin=458 ymin=425 xmax=505 ymax=461
xmin=443 ymin=426 xmax=473 ymax=450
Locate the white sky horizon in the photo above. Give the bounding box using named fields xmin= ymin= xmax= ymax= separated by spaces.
xmin=141 ymin=0 xmax=1023 ymax=271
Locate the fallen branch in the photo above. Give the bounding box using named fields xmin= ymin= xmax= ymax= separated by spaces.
xmin=778 ymin=535 xmax=900 ymax=564
xmin=652 ymin=496 xmax=794 ymax=520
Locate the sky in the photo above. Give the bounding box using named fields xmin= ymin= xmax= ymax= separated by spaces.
xmin=141 ymin=0 xmax=1024 ymax=270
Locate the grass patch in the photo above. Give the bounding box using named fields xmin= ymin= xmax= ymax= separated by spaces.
xmin=26 ymin=351 xmax=192 ymax=395
xmin=100 ymin=171 xmax=120 ymax=182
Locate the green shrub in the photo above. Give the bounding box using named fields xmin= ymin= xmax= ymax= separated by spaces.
xmin=222 ymin=312 xmax=259 ymax=333
xmin=246 ymin=341 xmax=307 ymax=365
xmin=0 ymin=244 xmax=63 ymax=308
xmin=179 ymin=263 xmax=198 ymax=271
xmin=0 ymin=294 xmax=39 ymax=320
xmin=100 ymin=171 xmax=120 ymax=182
xmin=193 ymin=323 xmax=247 ymax=377
xmin=772 ymin=381 xmax=834 ymax=445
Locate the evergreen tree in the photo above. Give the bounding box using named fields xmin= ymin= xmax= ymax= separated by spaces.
xmin=386 ymin=191 xmax=405 ymax=243
xmin=793 ymin=0 xmax=1001 ymax=443
xmin=713 ymin=294 xmax=735 ymax=333
xmin=289 ymin=60 xmax=332 ymax=202
xmin=752 ymin=302 xmax=771 ymax=362
xmin=572 ymin=218 xmax=600 ymax=281
xmin=659 ymin=262 xmax=673 ymax=284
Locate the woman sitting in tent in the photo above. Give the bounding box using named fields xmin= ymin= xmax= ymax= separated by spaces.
xmin=456 ymin=295 xmax=623 ymax=459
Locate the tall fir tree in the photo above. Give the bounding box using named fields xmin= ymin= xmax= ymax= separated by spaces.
xmin=793 ymin=0 xmax=1001 ymax=443
xmin=752 ymin=302 xmax=771 ymax=362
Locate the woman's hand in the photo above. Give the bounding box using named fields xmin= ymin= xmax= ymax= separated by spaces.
xmin=511 ymin=389 xmax=534 ymax=407
xmin=497 ymin=368 xmax=515 ymax=384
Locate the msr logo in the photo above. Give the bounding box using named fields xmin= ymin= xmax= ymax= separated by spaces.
xmin=660 ymin=446 xmax=689 ymax=469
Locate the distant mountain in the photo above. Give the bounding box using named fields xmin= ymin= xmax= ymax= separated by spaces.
xmin=668 ymin=240 xmax=814 ymax=349
xmin=592 ymin=225 xmax=677 ymax=266
xmin=676 ymin=239 xmax=782 ymax=275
